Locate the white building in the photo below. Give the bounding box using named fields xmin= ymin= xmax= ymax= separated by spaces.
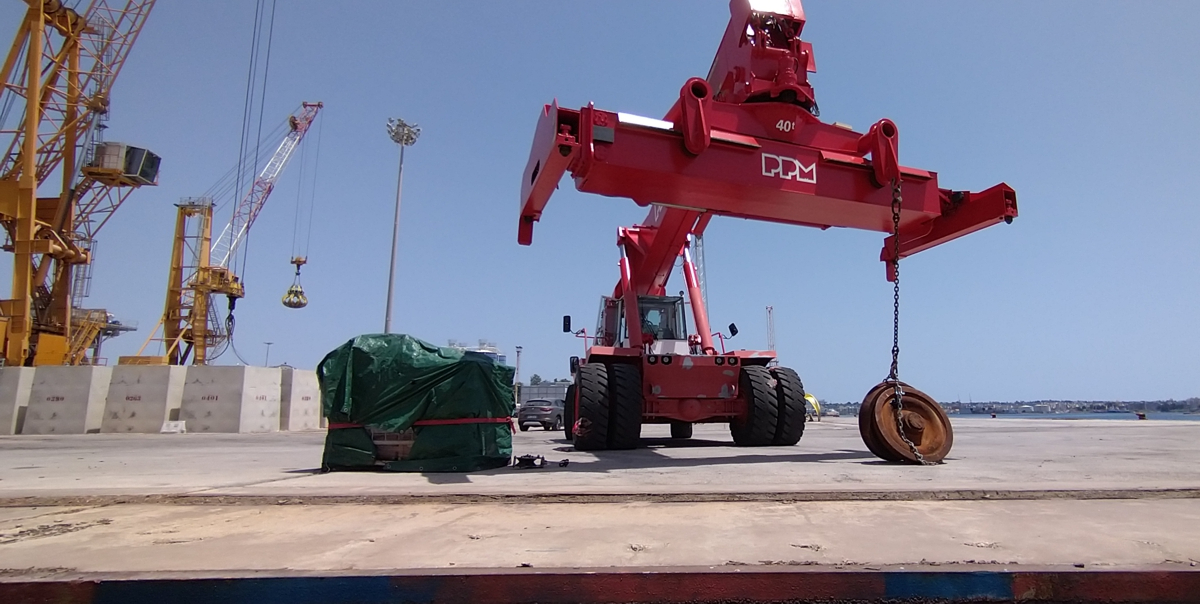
xmin=447 ymin=339 xmax=507 ymax=365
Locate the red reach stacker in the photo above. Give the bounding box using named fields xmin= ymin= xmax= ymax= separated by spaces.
xmin=518 ymin=0 xmax=1017 ymax=463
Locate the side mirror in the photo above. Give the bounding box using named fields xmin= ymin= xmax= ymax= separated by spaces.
xmin=563 ymin=315 xmax=572 ymax=333
xmin=728 ymin=323 xmax=739 ymax=338
xmin=569 ymin=356 xmax=580 ymax=374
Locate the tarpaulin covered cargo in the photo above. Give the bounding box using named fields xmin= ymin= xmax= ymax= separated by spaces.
xmin=318 ymin=334 xmax=515 ymax=472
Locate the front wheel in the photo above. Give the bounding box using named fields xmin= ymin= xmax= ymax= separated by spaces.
xmin=572 ymin=363 xmax=610 ymax=451
xmin=607 ymin=363 xmax=643 ymax=450
xmin=563 ymin=385 xmax=576 ymax=441
xmin=770 ymin=367 xmax=806 ymax=446
xmin=730 ymin=365 xmax=779 ymax=446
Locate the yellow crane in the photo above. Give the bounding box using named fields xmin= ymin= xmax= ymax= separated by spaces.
xmin=124 ymin=103 xmax=322 ymax=366
xmin=0 ymin=0 xmax=157 ymax=366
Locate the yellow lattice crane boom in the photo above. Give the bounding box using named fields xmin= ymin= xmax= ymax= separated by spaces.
xmin=0 ymin=0 xmax=157 ymax=366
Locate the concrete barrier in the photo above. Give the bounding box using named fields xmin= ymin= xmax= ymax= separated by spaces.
xmin=279 ymin=366 xmax=320 ymax=431
xmin=0 ymin=367 xmax=34 ymax=435
xmin=180 ymin=366 xmax=280 ymax=433
xmin=22 ymin=366 xmax=113 ymax=434
xmin=101 ymin=366 xmax=187 ymax=433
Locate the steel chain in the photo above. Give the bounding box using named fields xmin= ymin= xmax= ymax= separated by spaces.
xmin=887 ymin=178 xmax=933 ymax=466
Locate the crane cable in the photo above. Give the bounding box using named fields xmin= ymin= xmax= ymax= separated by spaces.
xmin=282 ymin=112 xmax=323 ymax=309
xmin=237 ymin=0 xmax=278 ymax=281
xmin=222 ymin=0 xmax=277 ymax=364
xmin=202 ymin=117 xmax=289 ymax=213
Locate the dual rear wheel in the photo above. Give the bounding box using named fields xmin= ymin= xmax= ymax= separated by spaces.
xmin=571 ymin=362 xmax=807 ymax=450
xmin=572 ymin=363 xmax=642 ymax=451
xmin=730 ymin=365 xmax=807 ymax=446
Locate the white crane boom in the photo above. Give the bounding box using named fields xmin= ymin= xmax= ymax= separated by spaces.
xmin=211 ymin=102 xmax=322 ymax=269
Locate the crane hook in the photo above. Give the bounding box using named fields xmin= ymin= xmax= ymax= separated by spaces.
xmin=282 ymin=256 xmax=308 ymax=309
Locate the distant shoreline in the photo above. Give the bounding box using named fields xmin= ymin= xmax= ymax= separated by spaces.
xmin=952 ymin=412 xmax=1200 ymax=421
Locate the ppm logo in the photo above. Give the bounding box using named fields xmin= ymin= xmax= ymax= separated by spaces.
xmin=761 ymin=153 xmax=816 ymax=184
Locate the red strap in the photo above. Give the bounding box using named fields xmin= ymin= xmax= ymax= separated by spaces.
xmin=329 ymin=418 xmax=514 ymax=432
xmin=413 ymin=417 xmax=511 ymax=426
xmin=416 ymin=417 xmax=516 ymax=434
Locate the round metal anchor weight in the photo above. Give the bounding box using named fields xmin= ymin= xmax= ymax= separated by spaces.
xmin=858 ymin=381 xmax=954 ymax=464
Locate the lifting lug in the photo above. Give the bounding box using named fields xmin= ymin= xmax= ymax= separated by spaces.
xmin=677 ymin=78 xmax=712 ymax=156
xmin=856 ymin=119 xmax=900 ymax=188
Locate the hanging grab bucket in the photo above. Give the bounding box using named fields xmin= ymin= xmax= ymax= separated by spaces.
xmin=282 ymin=256 xmax=309 ymax=309
xmin=282 ymin=283 xmax=308 ymax=309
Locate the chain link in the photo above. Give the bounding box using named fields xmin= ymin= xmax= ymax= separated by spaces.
xmin=887 ymin=178 xmax=933 ymax=466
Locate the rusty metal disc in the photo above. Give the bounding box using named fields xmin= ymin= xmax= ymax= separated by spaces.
xmin=859 ymin=381 xmax=953 ymax=464
xmin=857 ymin=382 xmax=901 ymax=461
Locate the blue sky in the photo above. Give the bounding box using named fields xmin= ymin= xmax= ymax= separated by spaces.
xmin=3 ymin=1 xmax=1197 ymax=403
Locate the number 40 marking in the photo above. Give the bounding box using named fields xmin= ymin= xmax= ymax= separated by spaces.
xmin=776 ymin=120 xmax=795 ymax=133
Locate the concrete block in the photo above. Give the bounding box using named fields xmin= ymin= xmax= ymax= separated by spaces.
xmin=23 ymin=366 xmax=113 ymax=434
xmin=180 ymin=366 xmax=280 ymax=433
xmin=279 ymin=367 xmax=320 ymax=431
xmin=101 ymin=366 xmax=187 ymax=433
xmin=160 ymin=420 xmax=186 ymax=434
xmin=0 ymin=367 xmax=35 ymax=435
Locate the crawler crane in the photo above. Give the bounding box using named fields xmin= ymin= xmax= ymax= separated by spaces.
xmin=518 ymin=0 xmax=1017 ymax=462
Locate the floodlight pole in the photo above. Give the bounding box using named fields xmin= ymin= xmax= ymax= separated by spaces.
xmin=384 ymin=117 xmax=420 ymax=334
xmin=514 ymin=345 xmax=523 ymax=407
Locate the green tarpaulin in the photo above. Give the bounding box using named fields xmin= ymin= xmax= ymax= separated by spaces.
xmin=318 ymin=334 xmax=515 ymax=472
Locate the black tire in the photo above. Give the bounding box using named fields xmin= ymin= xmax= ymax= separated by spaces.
xmin=563 ymin=385 xmax=576 ymax=441
xmin=607 ymin=363 xmax=643 ymax=450
xmin=670 ymin=421 xmax=693 ymax=439
xmin=572 ymin=363 xmax=610 ymax=451
xmin=730 ymin=365 xmax=779 ymax=446
xmin=519 ymin=424 xmax=529 ymax=432
xmin=770 ymin=366 xmax=807 ymax=446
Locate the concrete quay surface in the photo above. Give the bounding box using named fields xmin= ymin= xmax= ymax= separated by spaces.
xmin=0 ymin=417 xmax=1198 ymax=500
xmin=1 ymin=498 xmax=1198 ymax=574
xmin=0 ymin=417 xmax=1197 ymax=594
